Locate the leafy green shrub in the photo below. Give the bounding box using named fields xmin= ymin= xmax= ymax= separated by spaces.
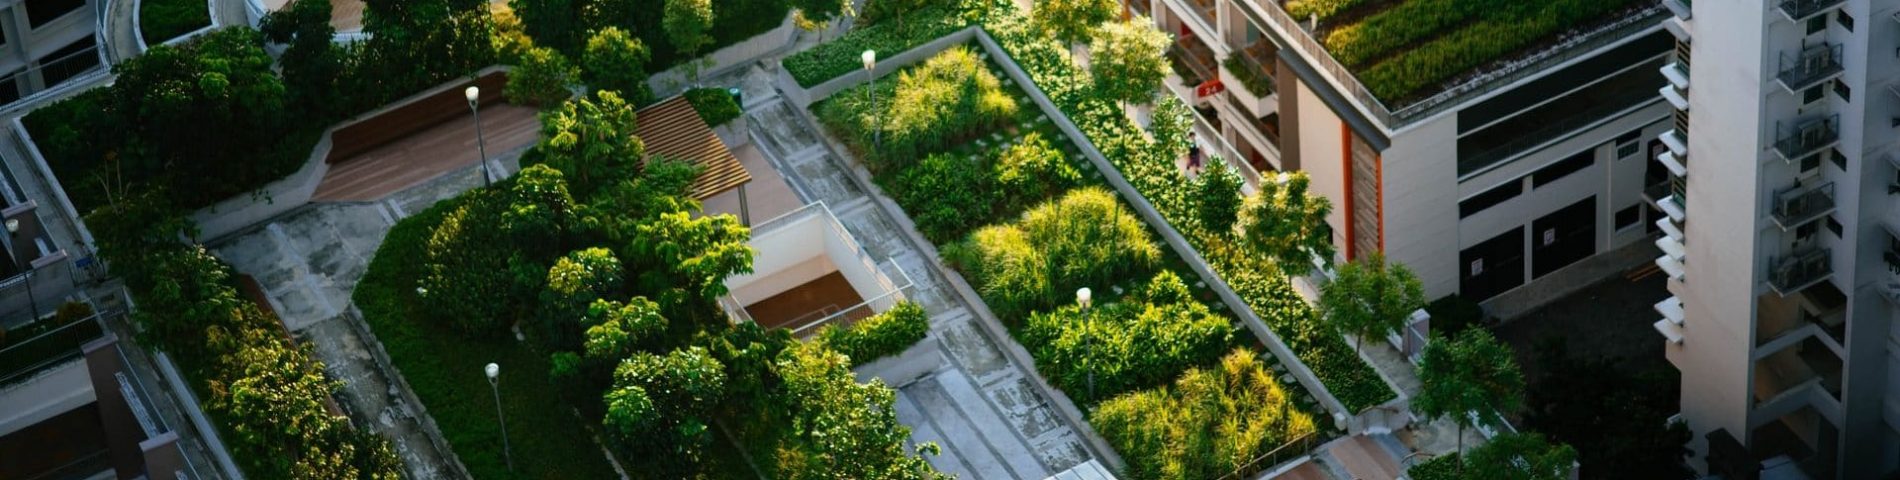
xmin=890 ymin=153 xmax=997 ymax=242
xmin=1351 ymin=0 xmax=1645 ymax=101
xmin=879 ymin=46 xmax=1019 ymax=163
xmin=581 ymin=26 xmax=654 ymax=104
xmin=507 ymin=46 xmax=580 ymax=106
xmin=1192 ymin=162 xmax=1244 ymax=235
xmin=782 ymin=0 xmax=988 ymax=87
xmin=1221 ymin=55 xmax=1275 ymax=97
xmin=140 ymin=0 xmax=213 ymax=45
xmin=817 ymin=301 xmax=930 ymax=365
xmin=947 ymin=187 xmax=1159 ymax=319
xmin=420 ymin=166 xmax=577 ymax=335
xmin=1092 ymin=348 xmax=1320 ymax=480
xmin=684 ymin=87 xmax=743 ymax=126
xmin=515 ymin=0 xmax=788 ymax=69
xmin=992 ymin=132 xmax=1081 ymax=205
xmin=1020 ymin=271 xmax=1234 ymax=404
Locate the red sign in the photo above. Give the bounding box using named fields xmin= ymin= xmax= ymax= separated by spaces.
xmin=1196 ymin=79 xmax=1225 ymax=98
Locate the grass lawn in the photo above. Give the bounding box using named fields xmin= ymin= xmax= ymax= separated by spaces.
xmin=354 ymin=196 xmax=621 ymax=480
xmin=140 ymin=0 xmax=212 ymax=46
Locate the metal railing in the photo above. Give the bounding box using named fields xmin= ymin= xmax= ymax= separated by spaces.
xmin=0 ymin=311 xmax=105 ymax=386
xmin=1238 ymin=0 xmax=1665 ymax=129
xmin=0 ymin=46 xmax=107 ymax=110
xmin=1770 ymin=248 xmax=1832 ymax=295
xmin=1777 ymin=43 xmax=1843 ymax=91
xmin=789 ymin=259 xmax=917 ymax=337
xmin=1771 ymin=182 xmax=1835 ymax=229
xmin=1214 ymin=432 xmax=1321 ymax=480
xmin=731 ymin=202 xmax=915 ymax=335
xmin=1774 ymin=115 xmax=1840 ymax=162
xmin=1778 ymin=0 xmax=1845 ymax=21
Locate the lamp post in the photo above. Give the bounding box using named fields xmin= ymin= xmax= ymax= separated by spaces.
xmin=1076 ymin=287 xmax=1093 ymax=400
xmin=6 ymin=218 xmax=34 ymax=320
xmin=862 ymin=50 xmax=880 ymax=150
xmin=466 ymin=86 xmax=491 ymax=187
xmin=485 ymin=362 xmax=513 ymax=471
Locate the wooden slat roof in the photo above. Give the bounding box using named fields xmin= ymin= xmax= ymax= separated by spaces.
xmin=635 ymin=96 xmax=750 ymax=200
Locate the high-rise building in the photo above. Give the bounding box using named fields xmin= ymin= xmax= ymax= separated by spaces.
xmin=0 ymin=0 xmax=103 ymax=105
xmin=1657 ymin=1 xmax=1900 ymax=478
xmin=1137 ymin=0 xmax=1673 ymax=309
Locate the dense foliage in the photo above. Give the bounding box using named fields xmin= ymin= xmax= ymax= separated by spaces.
xmin=1333 ymin=0 xmax=1648 ymax=101
xmin=1221 ymin=55 xmax=1275 ymax=97
xmin=1031 ymin=0 xmax=1117 ymax=45
xmin=890 ymin=153 xmax=998 ymax=243
xmin=991 ymin=132 xmax=1081 ymax=206
xmin=1092 ymin=349 xmax=1319 ymax=480
xmin=580 ymin=27 xmax=654 ymax=103
xmin=874 ymin=46 xmax=1019 ymax=163
xmin=1319 ymin=252 xmax=1425 ymax=352
xmin=1239 ymin=172 xmax=1334 ymax=277
xmin=1461 ymin=432 xmax=1579 ymax=480
xmin=782 ymin=0 xmax=992 ymax=87
xmin=1415 ymin=328 xmax=1525 ymax=463
xmin=663 ymin=0 xmax=716 ymax=58
xmin=514 ymin=0 xmax=789 ymax=69
xmin=140 ymin=0 xmax=213 ymax=45
xmin=684 ymin=87 xmax=743 ymax=126
xmin=946 ymin=187 xmax=1160 ymax=320
xmin=1087 ymin=16 xmax=1170 ymax=107
xmin=1283 ymin=0 xmax=1377 ymax=22
xmin=770 ymin=341 xmax=947 ymax=479
xmin=815 ymin=301 xmax=930 ymax=366
xmin=1020 ymin=271 xmax=1234 ymax=404
xmin=1523 ymin=340 xmax=1692 ymax=479
xmin=506 ymin=46 xmax=580 ymax=106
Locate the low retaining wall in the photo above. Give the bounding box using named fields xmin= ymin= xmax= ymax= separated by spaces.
xmin=775 ymin=26 xmax=981 ymax=109
xmin=648 ymin=13 xmax=800 ymax=99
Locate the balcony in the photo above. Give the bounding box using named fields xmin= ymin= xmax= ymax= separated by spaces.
xmin=1660 ymin=84 xmax=1689 ymax=111
xmin=1777 ymin=0 xmax=1844 ymax=23
xmin=1658 ymin=150 xmax=1687 ymax=177
xmin=1770 ymin=182 xmax=1834 ymax=230
xmin=1773 ymin=115 xmax=1839 ymax=163
xmin=1168 ymin=37 xmax=1221 ymax=107
xmin=1219 ymin=41 xmax=1278 ymax=118
xmin=1769 ymin=248 xmax=1831 ymax=296
xmin=1776 ymin=44 xmax=1844 ymax=93
xmin=1660 ymin=129 xmax=1687 ymax=157
xmin=1663 ymin=0 xmax=1692 ymax=20
xmin=1661 ymin=61 xmax=1690 ymax=90
xmin=1755 ymin=282 xmax=1846 ymax=356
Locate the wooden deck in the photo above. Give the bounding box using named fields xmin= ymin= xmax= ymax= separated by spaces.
xmin=745 ymin=272 xmax=869 ymax=333
xmin=311 ymin=103 xmax=540 ymax=202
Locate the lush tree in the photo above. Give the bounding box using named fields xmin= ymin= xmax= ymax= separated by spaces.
xmin=535 ymin=90 xmax=645 ymax=198
xmin=1319 ymin=252 xmax=1425 ymax=352
xmin=663 ymin=0 xmax=715 ymax=58
xmin=621 ymin=210 xmax=755 ymax=323
xmin=1091 ymin=348 xmax=1319 ymax=480
xmin=260 ymin=0 xmax=343 ymax=116
xmin=109 ymin=28 xmax=295 ymax=205
xmin=1464 ymin=432 xmax=1579 ymax=480
xmin=1020 ymin=271 xmax=1234 ymax=404
xmin=511 ymin=0 xmax=585 ymax=54
xmin=547 ymin=247 xmax=624 ymax=299
xmin=603 ymin=346 xmax=727 ymax=476
xmin=1033 ymin=0 xmax=1119 ymax=46
xmin=1239 ymin=171 xmax=1334 ymax=276
xmin=583 ymin=297 xmax=669 ymax=360
xmin=1193 ymin=161 xmax=1244 ymax=234
xmin=580 ymin=157 xmax=703 ymax=238
xmin=949 ymin=187 xmax=1160 ymax=318
xmin=420 ymin=190 xmax=539 ymax=335
xmin=1088 ymin=16 xmax=1170 ymax=108
xmin=502 ymin=164 xmax=580 ymax=253
xmin=992 ymin=132 xmax=1081 ymax=205
xmin=354 ymin=0 xmax=495 ymax=110
xmin=792 ymin=0 xmax=852 ymax=34
xmin=1415 ymin=328 xmax=1525 ymax=472
xmin=1523 ymin=340 xmax=1692 ymax=479
xmin=581 ymin=27 xmax=653 ymax=104
xmin=506 ymin=46 xmax=580 ymax=106
xmin=772 ymin=341 xmax=945 ymax=479
xmin=489 ymin=1 xmax=536 ymax=62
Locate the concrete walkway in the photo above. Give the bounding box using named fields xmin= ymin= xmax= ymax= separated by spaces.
xmin=735 ymin=66 xmax=1093 ymax=478
xmin=101 ymin=0 xmax=142 ymax=64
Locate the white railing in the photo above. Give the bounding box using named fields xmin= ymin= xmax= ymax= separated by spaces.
xmin=788 ymin=258 xmax=916 ymax=337
xmin=734 ymin=201 xmax=914 ymax=335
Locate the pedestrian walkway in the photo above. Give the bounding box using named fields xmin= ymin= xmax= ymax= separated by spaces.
xmin=312 ymin=102 xmax=538 ymax=202
xmin=742 ymin=75 xmax=1093 ymax=478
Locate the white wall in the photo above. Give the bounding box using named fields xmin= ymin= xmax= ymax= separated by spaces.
xmin=1291 ymin=81 xmax=1349 ymax=264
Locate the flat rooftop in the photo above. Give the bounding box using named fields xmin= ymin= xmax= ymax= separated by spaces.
xmin=1275 ymin=0 xmax=1662 ymax=119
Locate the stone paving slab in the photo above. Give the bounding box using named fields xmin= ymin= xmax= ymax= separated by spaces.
xmin=899 ymin=378 xmax=1009 ymax=480
xmin=929 ymin=368 xmax=1048 ymax=479
xmin=933 ymin=317 xmax=1015 ymax=386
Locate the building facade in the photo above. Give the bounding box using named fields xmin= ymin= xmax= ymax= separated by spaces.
xmin=0 ymin=0 xmax=101 ymax=105
xmin=1139 ymin=0 xmax=1673 ymax=308
xmin=1658 ymin=0 xmax=1900 ymax=478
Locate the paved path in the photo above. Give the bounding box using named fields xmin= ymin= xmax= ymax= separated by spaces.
xmin=740 ymin=73 xmax=1092 ymax=478
xmin=101 ymin=0 xmax=142 ymax=64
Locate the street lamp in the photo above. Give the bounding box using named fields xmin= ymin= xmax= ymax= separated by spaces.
xmin=466 ymin=86 xmax=491 ymax=187
xmin=862 ymin=50 xmax=880 ymax=150
xmin=485 ymin=362 xmax=513 ymax=471
xmin=1076 ymin=287 xmax=1093 ymax=400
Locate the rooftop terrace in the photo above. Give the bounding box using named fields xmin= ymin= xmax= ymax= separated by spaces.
xmin=1265 ymin=0 xmax=1664 ymax=127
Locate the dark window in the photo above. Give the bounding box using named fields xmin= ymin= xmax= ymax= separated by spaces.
xmin=1803 ymin=85 xmax=1824 ymax=104
xmin=1833 ymin=79 xmax=1850 ymax=101
xmin=1458 ymin=32 xmax=1672 ymax=133
xmin=1837 ymin=11 xmax=1854 ymax=32
xmin=1615 ymin=205 xmax=1642 ymax=230
xmin=1615 ymin=128 xmax=1644 ymax=145
xmin=36 ymin=37 xmax=96 ymax=87
xmin=1797 ymin=222 xmax=1818 ymax=242
xmin=1801 ymin=153 xmax=1822 ymax=172
xmin=1460 ymin=227 xmax=1526 ymax=302
xmin=1460 ymin=181 xmax=1524 ymax=219
xmin=25 ymin=0 xmax=86 ymax=28
xmin=1615 ymin=129 xmax=1643 ymax=159
xmin=1826 ymin=216 xmax=1843 ymax=237
xmin=1532 ymin=151 xmax=1595 ymax=188
xmin=1831 ymin=149 xmax=1847 ymax=170
xmin=1532 ymin=197 xmax=1598 ymax=278
xmin=1807 ymin=15 xmax=1827 ymax=35
xmin=1457 ymin=60 xmax=1664 ymax=175
xmin=0 ymin=70 xmax=21 ymax=105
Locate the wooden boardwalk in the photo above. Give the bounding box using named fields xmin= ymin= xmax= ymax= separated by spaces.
xmin=312 ymin=103 xmax=540 ymax=202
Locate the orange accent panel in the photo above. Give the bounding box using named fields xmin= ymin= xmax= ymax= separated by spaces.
xmin=1376 ymin=153 xmax=1384 ymax=253
xmin=1341 ymin=121 xmax=1355 ymax=261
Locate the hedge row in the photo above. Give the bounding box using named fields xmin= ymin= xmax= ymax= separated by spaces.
xmin=1353 ymin=0 xmax=1646 ymax=101
xmin=979 ymin=6 xmax=1398 ymax=412
xmin=782 ymin=1 xmax=989 ymax=87
xmin=817 ymin=301 xmax=930 ymax=366
xmin=684 ymin=87 xmax=743 ymax=126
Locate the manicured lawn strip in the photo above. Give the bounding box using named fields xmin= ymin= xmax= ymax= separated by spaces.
xmin=140 ymin=0 xmax=212 ymax=45
xmin=354 ymin=197 xmax=621 ymax=480
xmin=1320 ymin=0 xmax=1478 ymax=68
xmin=783 ymin=1 xmax=988 ymax=87
xmin=1339 ymin=0 xmax=1647 ymax=101
xmin=978 ymin=7 xmax=1397 ymax=413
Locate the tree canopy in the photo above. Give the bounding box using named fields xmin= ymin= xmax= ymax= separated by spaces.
xmin=1088 ymin=16 xmax=1171 ymax=107
xmin=663 ymin=0 xmax=716 ymax=56
xmin=1033 ymin=0 xmax=1119 ymax=45
xmin=1239 ymin=172 xmax=1335 ymax=276
xmin=1319 ymin=252 xmax=1425 ymax=352
xmin=581 ymin=27 xmax=654 ymax=103
xmin=1416 ymin=328 xmax=1525 ymax=470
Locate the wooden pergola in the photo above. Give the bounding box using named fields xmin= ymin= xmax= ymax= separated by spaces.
xmin=634 ymin=95 xmax=755 ymax=222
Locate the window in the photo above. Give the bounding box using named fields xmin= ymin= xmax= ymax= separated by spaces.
xmin=1807 ymin=15 xmax=1827 ymax=35
xmin=1837 ymin=11 xmax=1854 ymax=32
xmin=1831 ymin=149 xmax=1847 ymax=170
xmin=1833 ymin=79 xmax=1851 ymax=102
xmin=25 ymin=0 xmax=85 ymax=28
xmin=1797 ymin=222 xmax=1818 ymax=242
xmin=1826 ymin=216 xmax=1843 ymax=237
xmin=1460 ymin=181 xmax=1524 ymax=219
xmin=1615 ymin=129 xmax=1642 ymax=158
xmin=1532 ymin=151 xmax=1594 ymax=188
xmin=1801 ymin=153 xmax=1823 ymax=172
xmin=36 ymin=37 xmax=96 ymax=87
xmin=1803 ymin=85 xmax=1825 ymax=104
xmin=1615 ymin=205 xmax=1642 ymax=231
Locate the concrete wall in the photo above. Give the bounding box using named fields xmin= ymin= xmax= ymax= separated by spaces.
xmin=732 ymin=256 xmax=833 ymax=306
xmin=726 ymin=203 xmax=896 ymax=310
xmin=647 ymin=13 xmax=797 ymax=99
xmin=0 ymin=359 xmax=93 ymax=437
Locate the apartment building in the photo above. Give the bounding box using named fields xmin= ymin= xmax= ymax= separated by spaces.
xmin=0 ymin=0 xmax=101 ymax=104
xmin=1138 ymin=0 xmax=1674 ymax=305
xmin=1656 ymin=0 xmax=1900 ymax=478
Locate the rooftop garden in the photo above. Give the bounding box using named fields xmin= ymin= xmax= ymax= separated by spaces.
xmin=140 ymin=0 xmax=213 ymax=45
xmin=1283 ymin=0 xmax=1653 ymax=104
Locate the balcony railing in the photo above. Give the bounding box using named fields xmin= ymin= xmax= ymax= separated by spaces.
xmin=1773 ymin=115 xmax=1839 ymax=162
xmin=1776 ymin=44 xmax=1844 ymax=93
xmin=1771 ymin=182 xmax=1835 ymax=230
xmin=0 ymin=311 xmax=106 ymax=387
xmin=1770 ymin=248 xmax=1832 ymax=296
xmin=1664 ymin=0 xmax=1693 ymax=19
xmin=1778 ymin=0 xmax=1845 ymax=22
